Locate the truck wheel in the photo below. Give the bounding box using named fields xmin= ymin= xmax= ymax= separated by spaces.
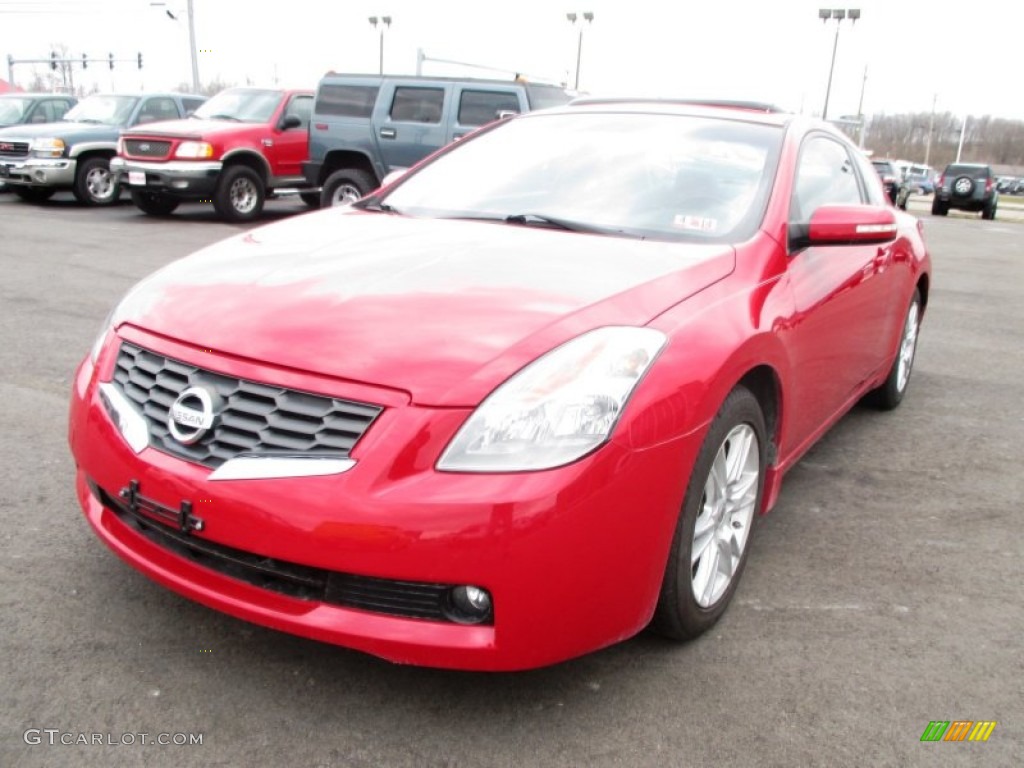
xmin=300 ymin=192 xmax=321 ymax=209
xmin=321 ymin=169 xmax=375 ymax=208
xmin=213 ymin=165 xmax=265 ymax=222
xmin=73 ymin=157 xmax=120 ymax=205
xmin=13 ymin=187 xmax=55 ymax=203
xmin=131 ymin=189 xmax=180 ymax=216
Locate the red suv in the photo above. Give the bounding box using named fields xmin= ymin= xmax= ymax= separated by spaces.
xmin=112 ymin=87 xmax=315 ymax=221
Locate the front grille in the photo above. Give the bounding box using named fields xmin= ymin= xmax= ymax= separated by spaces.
xmin=112 ymin=342 xmax=382 ymax=470
xmin=0 ymin=141 xmax=30 ymax=158
xmin=91 ymin=480 xmax=471 ymax=623
xmin=124 ymin=139 xmax=172 ymax=159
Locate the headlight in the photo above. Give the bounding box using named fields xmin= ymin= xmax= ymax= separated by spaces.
xmin=174 ymin=141 xmax=214 ymax=159
xmin=89 ymin=307 xmax=117 ymax=365
xmin=437 ymin=327 xmax=666 ymax=472
xmin=30 ymin=137 xmax=65 ymax=158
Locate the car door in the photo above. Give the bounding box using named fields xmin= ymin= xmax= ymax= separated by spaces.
xmin=784 ymin=134 xmax=896 ymax=447
xmin=264 ymin=93 xmax=312 ymax=181
xmin=375 ymin=84 xmax=451 ymax=171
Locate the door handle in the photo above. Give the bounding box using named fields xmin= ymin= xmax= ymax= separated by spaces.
xmin=380 ymin=128 xmax=397 ymax=139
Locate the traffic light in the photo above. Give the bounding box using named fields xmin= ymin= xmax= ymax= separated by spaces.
xmin=137 ymin=52 xmax=142 ymax=70
xmin=50 ymin=51 xmax=57 ymax=70
xmin=82 ymin=53 xmax=88 ymax=69
xmin=108 ymin=53 xmax=114 ymax=70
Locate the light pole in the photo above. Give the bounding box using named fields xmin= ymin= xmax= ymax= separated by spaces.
xmin=818 ymin=8 xmax=860 ymax=121
xmin=368 ymin=15 xmax=392 ymax=75
xmin=150 ymin=1 xmax=200 ymax=92
xmin=565 ymin=11 xmax=594 ymax=90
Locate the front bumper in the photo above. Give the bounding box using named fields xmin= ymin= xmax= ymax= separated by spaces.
xmin=111 ymin=157 xmax=222 ymax=199
xmin=0 ymin=156 xmax=76 ymax=188
xmin=69 ymin=329 xmax=700 ymax=671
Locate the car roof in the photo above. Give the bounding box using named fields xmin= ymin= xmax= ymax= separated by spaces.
xmin=547 ymin=98 xmax=798 ymax=128
xmin=0 ymin=92 xmax=75 ymax=99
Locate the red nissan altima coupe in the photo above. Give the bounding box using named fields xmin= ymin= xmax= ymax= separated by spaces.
xmin=69 ymin=101 xmax=931 ymax=670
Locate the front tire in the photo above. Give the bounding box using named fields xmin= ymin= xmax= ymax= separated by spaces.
xmin=73 ymin=156 xmax=119 ymax=205
xmin=652 ymin=386 xmax=766 ymax=640
xmin=867 ymin=289 xmax=921 ymax=410
xmin=213 ymin=165 xmax=265 ymax=222
xmin=320 ymin=168 xmax=375 ymax=208
xmin=300 ymin=192 xmax=321 ymax=209
xmin=130 ymin=189 xmax=180 ymax=216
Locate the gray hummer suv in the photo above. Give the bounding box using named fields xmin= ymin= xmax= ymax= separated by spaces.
xmin=303 ymin=74 xmax=573 ymax=207
xmin=932 ymin=163 xmax=998 ymax=219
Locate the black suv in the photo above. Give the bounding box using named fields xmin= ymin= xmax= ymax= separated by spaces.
xmin=932 ymin=163 xmax=998 ymax=219
xmin=871 ymin=159 xmax=903 ymax=205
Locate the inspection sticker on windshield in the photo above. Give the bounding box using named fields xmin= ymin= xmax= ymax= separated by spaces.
xmin=672 ymin=214 xmax=718 ymax=232
xmin=128 ymin=172 xmax=145 ymax=186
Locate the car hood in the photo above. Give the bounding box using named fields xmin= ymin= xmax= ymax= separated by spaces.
xmin=0 ymin=121 xmax=122 ymax=140
xmin=113 ymin=210 xmax=735 ymax=406
xmin=120 ymin=118 xmax=247 ymax=139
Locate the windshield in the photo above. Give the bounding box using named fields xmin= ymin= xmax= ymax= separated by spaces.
xmin=64 ymin=95 xmax=137 ymax=125
xmin=381 ymin=112 xmax=783 ymax=242
xmin=193 ymin=89 xmax=282 ymax=122
xmin=0 ymin=98 xmax=31 ymax=123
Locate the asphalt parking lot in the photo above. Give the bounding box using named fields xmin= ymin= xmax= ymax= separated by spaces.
xmin=1 ymin=193 xmax=1021 ymax=768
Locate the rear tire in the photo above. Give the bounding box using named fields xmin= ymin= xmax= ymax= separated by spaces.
xmin=931 ymin=200 xmax=948 ymax=216
xmin=982 ymin=199 xmax=997 ymax=220
xmin=12 ymin=186 xmax=55 ymax=203
xmin=130 ymin=189 xmax=180 ymax=216
xmin=320 ymin=168 xmax=375 ymax=208
xmin=213 ymin=165 xmax=265 ymax=222
xmin=651 ymin=386 xmax=766 ymax=641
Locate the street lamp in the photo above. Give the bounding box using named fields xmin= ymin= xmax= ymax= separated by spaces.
xmin=368 ymin=15 xmax=392 ymax=75
xmin=818 ymin=8 xmax=860 ymax=121
xmin=150 ymin=1 xmax=200 ymax=93
xmin=565 ymin=11 xmax=594 ymax=90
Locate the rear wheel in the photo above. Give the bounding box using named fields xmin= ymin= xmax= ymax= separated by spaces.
xmin=213 ymin=165 xmax=265 ymax=222
xmin=982 ymin=199 xmax=997 ymax=220
xmin=12 ymin=186 xmax=55 ymax=203
xmin=931 ymin=199 xmax=948 ymax=216
xmin=651 ymin=386 xmax=766 ymax=640
xmin=867 ymin=289 xmax=921 ymax=410
xmin=320 ymin=168 xmax=375 ymax=208
xmin=73 ymin=156 xmax=119 ymax=205
xmin=130 ymin=189 xmax=180 ymax=216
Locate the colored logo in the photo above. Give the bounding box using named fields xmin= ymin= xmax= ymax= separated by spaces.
xmin=920 ymin=721 xmax=997 ymax=742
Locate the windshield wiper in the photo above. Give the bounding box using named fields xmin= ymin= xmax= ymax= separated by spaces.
xmin=503 ymin=213 xmax=622 ymax=236
xmin=74 ymin=118 xmax=104 ymax=124
xmin=356 ymin=199 xmax=399 ymax=213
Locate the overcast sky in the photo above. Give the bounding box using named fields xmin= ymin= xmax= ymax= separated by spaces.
xmin=3 ymin=0 xmax=1024 ymax=120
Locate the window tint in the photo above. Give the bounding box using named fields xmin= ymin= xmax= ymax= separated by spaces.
xmin=315 ymin=84 xmax=378 ymax=118
xmin=284 ymin=95 xmax=313 ymax=128
xmin=792 ymin=136 xmax=862 ymax=220
xmin=136 ymin=97 xmax=180 ymax=124
xmin=852 ymin=149 xmax=886 ymax=206
xmin=390 ymin=87 xmax=444 ymax=123
xmin=182 ymin=97 xmax=205 ymax=115
xmin=458 ymin=90 xmax=519 ymax=126
xmin=31 ymin=100 xmax=61 ymax=123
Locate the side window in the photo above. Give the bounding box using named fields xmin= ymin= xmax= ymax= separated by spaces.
xmin=54 ymin=100 xmax=74 ymax=119
xmin=851 ymin=149 xmax=886 ymax=206
xmin=791 ymin=136 xmax=863 ymax=221
xmin=283 ymin=95 xmax=313 ymax=129
xmin=136 ymin=97 xmax=179 ymax=124
xmin=389 ymin=87 xmax=444 ymax=124
xmin=457 ymin=90 xmax=520 ymax=127
xmin=182 ymin=97 xmax=205 ymax=115
xmin=315 ymin=84 xmax=378 ymax=118
xmin=29 ymin=101 xmax=55 ymax=123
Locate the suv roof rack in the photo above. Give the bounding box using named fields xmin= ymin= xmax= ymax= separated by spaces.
xmin=568 ymin=97 xmax=786 ymax=113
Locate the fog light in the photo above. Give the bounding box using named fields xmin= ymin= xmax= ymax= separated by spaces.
xmin=34 ymin=171 xmax=46 ymax=182
xmin=446 ymin=585 xmax=493 ymax=625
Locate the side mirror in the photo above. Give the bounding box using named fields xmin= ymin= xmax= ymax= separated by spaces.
xmin=280 ymin=115 xmax=302 ymax=130
xmin=790 ymin=205 xmax=898 ymax=251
